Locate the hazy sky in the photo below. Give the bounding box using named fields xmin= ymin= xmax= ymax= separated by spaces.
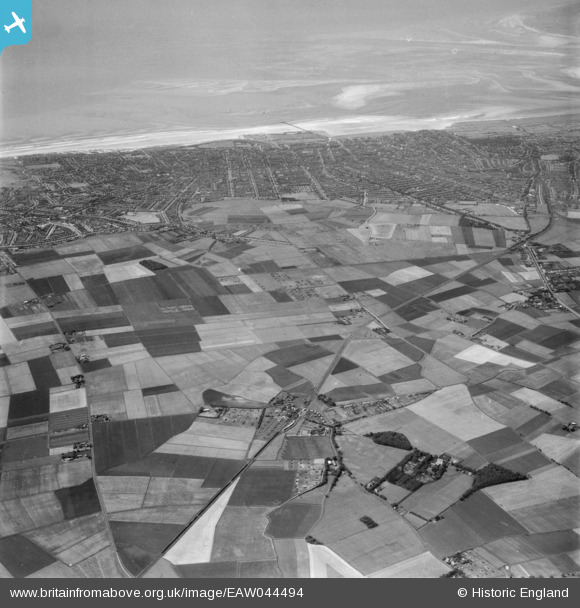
xmin=1 ymin=0 xmax=577 ymax=152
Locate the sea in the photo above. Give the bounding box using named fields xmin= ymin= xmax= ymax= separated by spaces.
xmin=0 ymin=0 xmax=578 ymax=157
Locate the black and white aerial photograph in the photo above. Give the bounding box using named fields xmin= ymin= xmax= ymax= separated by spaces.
xmin=0 ymin=0 xmax=579 ymax=585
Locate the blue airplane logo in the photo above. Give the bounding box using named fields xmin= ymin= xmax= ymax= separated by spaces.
xmin=4 ymin=11 xmax=25 ymax=33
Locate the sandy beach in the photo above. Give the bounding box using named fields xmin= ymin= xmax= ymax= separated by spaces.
xmin=3 ymin=104 xmax=577 ymax=158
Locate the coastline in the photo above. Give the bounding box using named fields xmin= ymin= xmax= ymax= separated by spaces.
xmin=1 ymin=109 xmax=578 ymax=159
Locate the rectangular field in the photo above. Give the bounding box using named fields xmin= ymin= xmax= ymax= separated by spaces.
xmin=210 ymin=506 xmax=275 ymax=562
xmin=281 ymin=436 xmax=332 ymax=460
xmin=310 ymin=476 xmax=425 ymax=575
xmin=229 ymin=469 xmax=296 ymax=507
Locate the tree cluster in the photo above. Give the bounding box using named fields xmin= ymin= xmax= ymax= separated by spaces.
xmin=140 ymin=259 xmax=168 ymax=271
xmin=317 ymin=393 xmax=337 ymax=407
xmin=364 ymin=431 xmax=412 ymax=451
xmin=461 ymin=463 xmax=528 ymax=500
xmin=385 ymin=450 xmax=447 ymax=491
xmin=305 ymin=536 xmax=323 ymax=545
xmin=359 ymin=516 xmax=378 ymax=529
xmin=385 ymin=451 xmax=428 ymax=491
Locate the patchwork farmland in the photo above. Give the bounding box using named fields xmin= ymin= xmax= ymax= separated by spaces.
xmin=1 ymin=124 xmax=579 ymax=580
